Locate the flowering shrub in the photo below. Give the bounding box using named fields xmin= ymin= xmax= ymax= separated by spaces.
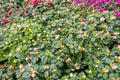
xmin=0 ymin=1 xmax=120 ymax=80
xmin=74 ymin=0 xmax=120 ymax=17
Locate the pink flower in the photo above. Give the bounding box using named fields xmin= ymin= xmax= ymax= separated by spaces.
xmin=24 ymin=0 xmax=28 ymax=2
xmin=30 ymin=0 xmax=39 ymax=5
xmin=42 ymin=17 xmax=46 ymax=21
xmin=2 ymin=18 xmax=8 ymax=24
xmin=100 ymin=17 xmax=105 ymax=22
xmin=112 ymin=65 xmax=118 ymax=70
xmin=19 ymin=64 xmax=24 ymax=69
xmin=41 ymin=1 xmax=44 ymax=6
xmin=115 ymin=12 xmax=120 ymax=17
xmin=114 ymin=9 xmax=119 ymax=13
xmin=110 ymin=64 xmax=118 ymax=70
xmin=47 ymin=0 xmax=51 ymax=4
xmin=68 ymin=3 xmax=71 ymax=7
xmin=34 ymin=48 xmax=39 ymax=52
xmin=82 ymin=19 xmax=86 ymax=22
xmin=97 ymin=7 xmax=106 ymax=12
xmin=117 ymin=44 xmax=120 ymax=50
xmin=3 ymin=13 xmax=7 ymax=17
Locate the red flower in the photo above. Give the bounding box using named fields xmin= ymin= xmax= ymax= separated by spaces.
xmin=68 ymin=3 xmax=71 ymax=6
xmin=30 ymin=0 xmax=39 ymax=5
xmin=82 ymin=19 xmax=86 ymax=22
xmin=2 ymin=18 xmax=8 ymax=24
xmin=21 ymin=11 xmax=24 ymax=15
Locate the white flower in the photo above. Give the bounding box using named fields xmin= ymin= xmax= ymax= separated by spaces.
xmin=55 ymin=35 xmax=60 ymax=39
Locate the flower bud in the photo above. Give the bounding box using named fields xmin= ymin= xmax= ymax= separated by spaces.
xmin=34 ymin=48 xmax=39 ymax=52
xmin=100 ymin=17 xmax=105 ymax=22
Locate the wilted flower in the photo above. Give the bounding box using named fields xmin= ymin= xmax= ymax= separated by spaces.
xmin=74 ymin=63 xmax=80 ymax=70
xmin=28 ymin=63 xmax=32 ymax=67
xmin=112 ymin=36 xmax=117 ymax=40
xmin=51 ymin=31 xmax=55 ymax=34
xmin=31 ymin=69 xmax=36 ymax=77
xmin=110 ymin=16 xmax=116 ymax=20
xmin=9 ymin=65 xmax=15 ymax=70
xmin=44 ymin=65 xmax=49 ymax=70
xmin=102 ymin=68 xmax=109 ymax=73
xmin=115 ymin=56 xmax=120 ymax=62
xmin=25 ymin=56 xmax=32 ymax=61
xmin=114 ymin=32 xmax=119 ymax=36
xmin=52 ymin=68 xmax=57 ymax=72
xmin=66 ymin=58 xmax=71 ymax=63
xmin=0 ymin=64 xmax=6 ymax=69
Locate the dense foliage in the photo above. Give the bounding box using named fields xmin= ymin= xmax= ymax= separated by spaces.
xmin=0 ymin=0 xmax=120 ymax=80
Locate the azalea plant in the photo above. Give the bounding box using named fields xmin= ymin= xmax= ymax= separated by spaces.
xmin=74 ymin=0 xmax=120 ymax=17
xmin=0 ymin=0 xmax=120 ymax=80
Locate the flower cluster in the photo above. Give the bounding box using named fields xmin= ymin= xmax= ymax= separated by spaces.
xmin=75 ymin=0 xmax=120 ymax=18
xmin=0 ymin=1 xmax=120 ymax=80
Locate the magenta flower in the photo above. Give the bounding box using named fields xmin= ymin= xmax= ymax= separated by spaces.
xmin=117 ymin=0 xmax=120 ymax=6
xmin=74 ymin=0 xmax=80 ymax=3
xmin=109 ymin=0 xmax=112 ymax=4
xmin=116 ymin=12 xmax=120 ymax=17
xmin=97 ymin=7 xmax=106 ymax=12
xmin=2 ymin=18 xmax=8 ymax=24
xmin=91 ymin=0 xmax=96 ymax=3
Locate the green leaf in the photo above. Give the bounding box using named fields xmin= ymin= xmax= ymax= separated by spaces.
xmin=33 ymin=64 xmax=38 ymax=70
xmin=44 ymin=71 xmax=49 ymax=78
xmin=91 ymin=38 xmax=95 ymax=42
xmin=22 ymin=72 xmax=31 ymax=78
